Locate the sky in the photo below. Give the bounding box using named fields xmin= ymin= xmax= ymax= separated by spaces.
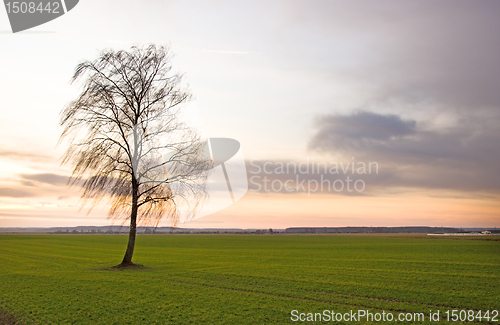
xmin=0 ymin=0 xmax=499 ymax=228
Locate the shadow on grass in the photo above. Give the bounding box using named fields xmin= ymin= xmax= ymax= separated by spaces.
xmin=94 ymin=263 xmax=152 ymax=271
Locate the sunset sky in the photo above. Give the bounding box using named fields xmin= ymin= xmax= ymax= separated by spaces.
xmin=1 ymin=0 xmax=499 ymax=228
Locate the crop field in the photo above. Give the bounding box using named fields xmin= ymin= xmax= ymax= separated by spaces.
xmin=0 ymin=234 xmax=499 ymax=324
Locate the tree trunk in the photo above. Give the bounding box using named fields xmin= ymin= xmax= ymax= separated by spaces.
xmin=120 ymin=179 xmax=139 ymax=266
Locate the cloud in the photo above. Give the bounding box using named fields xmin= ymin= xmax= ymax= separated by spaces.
xmin=0 ymin=187 xmax=35 ymax=198
xmin=19 ymin=173 xmax=69 ymax=186
xmin=309 ymin=111 xmax=416 ymax=150
xmin=0 ymin=147 xmax=53 ymax=162
xmin=308 ymin=111 xmax=500 ymax=193
xmin=20 ymin=180 xmax=36 ymax=187
xmin=0 ymin=174 xmax=76 ymax=198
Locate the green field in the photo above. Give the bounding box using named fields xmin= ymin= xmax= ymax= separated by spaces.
xmin=0 ymin=234 xmax=498 ymax=324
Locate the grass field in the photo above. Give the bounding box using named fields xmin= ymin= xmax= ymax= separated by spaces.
xmin=0 ymin=234 xmax=498 ymax=324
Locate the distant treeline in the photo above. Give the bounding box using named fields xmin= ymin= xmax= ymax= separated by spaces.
xmin=284 ymin=226 xmax=499 ymax=234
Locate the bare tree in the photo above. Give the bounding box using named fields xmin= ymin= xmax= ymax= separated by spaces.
xmin=59 ymin=44 xmax=211 ymax=266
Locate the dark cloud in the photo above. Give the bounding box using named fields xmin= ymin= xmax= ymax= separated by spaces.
xmin=308 ymin=111 xmax=500 ymax=193
xmin=20 ymin=180 xmax=36 ymax=187
xmin=19 ymin=173 xmax=69 ymax=186
xmin=310 ymin=111 xmax=416 ymax=150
